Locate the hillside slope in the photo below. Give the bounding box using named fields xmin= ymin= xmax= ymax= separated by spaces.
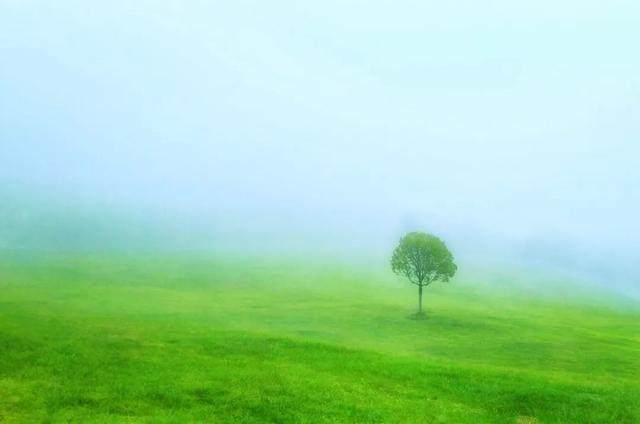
xmin=1 ymin=253 xmax=638 ymax=422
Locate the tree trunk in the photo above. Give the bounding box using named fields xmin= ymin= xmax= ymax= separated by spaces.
xmin=418 ymin=284 xmax=423 ymax=314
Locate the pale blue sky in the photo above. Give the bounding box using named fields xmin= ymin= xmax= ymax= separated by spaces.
xmin=1 ymin=1 xmax=639 ymax=274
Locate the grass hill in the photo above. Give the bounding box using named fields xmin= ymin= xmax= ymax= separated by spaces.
xmin=1 ymin=252 xmax=638 ymax=422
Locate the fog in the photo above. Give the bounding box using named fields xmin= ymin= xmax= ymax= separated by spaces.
xmin=1 ymin=1 xmax=639 ymax=295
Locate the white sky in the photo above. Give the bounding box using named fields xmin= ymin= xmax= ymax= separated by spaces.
xmin=1 ymin=1 xmax=639 ymax=268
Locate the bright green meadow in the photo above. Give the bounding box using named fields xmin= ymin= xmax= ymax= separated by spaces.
xmin=0 ymin=252 xmax=638 ymax=423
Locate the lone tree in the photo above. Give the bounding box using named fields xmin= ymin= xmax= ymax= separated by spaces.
xmin=391 ymin=232 xmax=457 ymax=316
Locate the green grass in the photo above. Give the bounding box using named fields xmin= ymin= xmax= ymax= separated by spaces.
xmin=0 ymin=252 xmax=638 ymax=423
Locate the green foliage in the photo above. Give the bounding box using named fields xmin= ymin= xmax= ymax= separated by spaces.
xmin=391 ymin=232 xmax=457 ymax=287
xmin=0 ymin=253 xmax=638 ymax=423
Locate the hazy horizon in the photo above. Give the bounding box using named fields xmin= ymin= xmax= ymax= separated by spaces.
xmin=2 ymin=1 xmax=639 ymax=295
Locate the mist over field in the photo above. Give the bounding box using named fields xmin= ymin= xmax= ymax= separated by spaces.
xmin=2 ymin=1 xmax=639 ymax=294
xmin=2 ymin=3 xmax=640 ymax=423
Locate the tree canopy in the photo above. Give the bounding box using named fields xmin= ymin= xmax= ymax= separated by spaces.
xmin=391 ymin=232 xmax=457 ymax=286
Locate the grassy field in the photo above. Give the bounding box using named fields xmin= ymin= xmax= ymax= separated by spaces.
xmin=0 ymin=252 xmax=638 ymax=423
